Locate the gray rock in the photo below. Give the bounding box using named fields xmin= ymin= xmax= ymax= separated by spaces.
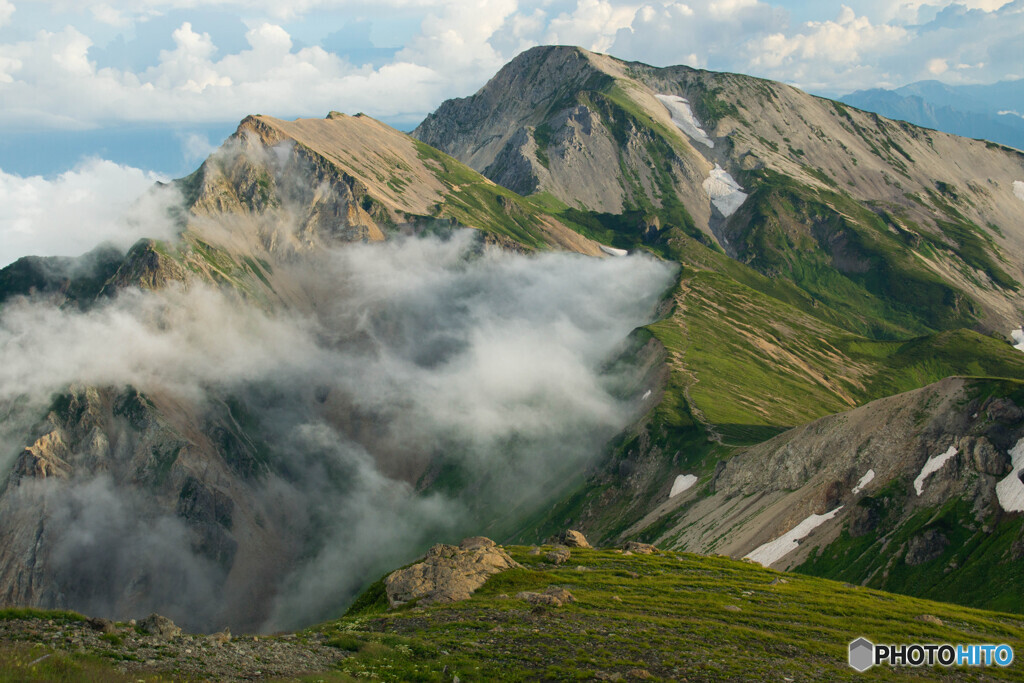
xmin=905 ymin=530 xmax=949 ymax=566
xmin=138 ymin=613 xmax=181 ymax=640
xmin=972 ymin=437 xmax=1011 ymax=476
xmin=546 ymin=548 xmax=571 ymax=565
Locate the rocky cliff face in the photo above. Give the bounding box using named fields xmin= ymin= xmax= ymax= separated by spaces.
xmin=0 ymin=386 xmax=295 ymax=632
xmin=417 ymin=46 xmax=1024 ymax=335
xmin=612 ymin=376 xmax=1024 ymax=612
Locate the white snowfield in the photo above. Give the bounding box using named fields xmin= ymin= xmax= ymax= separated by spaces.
xmin=669 ymin=474 xmax=698 ymax=497
xmin=996 ymin=438 xmax=1024 ymax=512
xmin=600 ymin=244 xmax=628 ymax=257
xmin=851 ymin=469 xmax=875 ymax=495
xmin=655 ymin=94 xmax=714 ymax=148
xmin=744 ymin=506 xmax=843 ymax=567
xmin=913 ymin=445 xmax=957 ymax=496
xmin=702 ymin=164 xmax=748 ymax=218
xmin=1014 ymin=180 xmax=1024 ymax=201
xmin=1011 ymin=328 xmax=1024 ymax=352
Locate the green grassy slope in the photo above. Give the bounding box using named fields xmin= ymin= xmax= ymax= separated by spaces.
xmin=319 ymin=546 xmax=1024 ymax=681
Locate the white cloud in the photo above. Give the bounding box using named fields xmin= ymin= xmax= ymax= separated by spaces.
xmin=748 ymin=6 xmax=908 ymax=70
xmin=544 ymin=0 xmax=639 ymax=53
xmin=0 ymin=0 xmax=1022 ymax=133
xmin=0 ymin=159 xmax=176 ymax=267
xmin=0 ymin=0 xmax=13 ymax=28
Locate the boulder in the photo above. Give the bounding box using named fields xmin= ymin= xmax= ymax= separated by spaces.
xmin=384 ymin=536 xmax=520 ymax=608
xmin=546 ymin=547 xmax=571 ymax=565
xmin=139 ymin=613 xmax=181 ymax=640
xmin=559 ymin=530 xmax=592 ymax=548
xmin=622 ymin=541 xmax=658 ymax=555
xmin=516 ymin=586 xmax=576 ymax=607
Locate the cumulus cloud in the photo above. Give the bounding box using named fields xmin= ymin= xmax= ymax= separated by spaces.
xmin=743 ymin=6 xmax=908 ymax=90
xmin=1 ymin=0 xmax=1023 ymax=131
xmin=0 ymin=159 xmax=179 ymax=267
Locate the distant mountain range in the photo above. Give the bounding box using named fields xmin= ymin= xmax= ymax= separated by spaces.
xmin=841 ymin=78 xmax=1024 ymax=152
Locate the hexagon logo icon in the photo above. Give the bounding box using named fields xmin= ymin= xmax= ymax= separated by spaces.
xmin=849 ymin=637 xmax=875 ymax=672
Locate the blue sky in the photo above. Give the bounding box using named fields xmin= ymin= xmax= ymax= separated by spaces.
xmin=0 ymin=1 xmax=1022 ymax=263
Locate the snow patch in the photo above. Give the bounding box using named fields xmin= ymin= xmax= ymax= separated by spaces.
xmin=670 ymin=474 xmax=698 ymax=497
xmin=913 ymin=446 xmax=957 ymax=496
xmin=655 ymin=94 xmax=714 ymax=148
xmin=600 ymin=245 xmax=628 ymax=257
xmin=702 ymin=164 xmax=748 ymax=218
xmin=641 ymin=389 xmax=652 ymax=401
xmin=1014 ymin=180 xmax=1024 ymax=202
xmin=1012 ymin=328 xmax=1024 ymax=352
xmin=744 ymin=506 xmax=843 ymax=567
xmin=852 ymin=469 xmax=875 ymax=495
xmin=996 ymin=438 xmax=1024 ymax=512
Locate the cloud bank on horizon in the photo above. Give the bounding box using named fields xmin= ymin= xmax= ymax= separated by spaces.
xmin=0 ymin=0 xmax=1021 ymax=135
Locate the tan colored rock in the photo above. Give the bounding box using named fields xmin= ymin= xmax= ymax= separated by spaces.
xmin=516 ymin=586 xmax=576 ymax=607
xmin=546 ymin=547 xmax=571 ymax=565
xmin=383 ymin=537 xmax=520 ymax=608
xmin=560 ymin=530 xmax=592 ymax=548
xmin=622 ymin=541 xmax=658 ymax=554
xmin=916 ymin=614 xmax=944 ymax=626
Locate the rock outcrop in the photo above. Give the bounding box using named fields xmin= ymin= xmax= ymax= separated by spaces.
xmin=383 ymin=537 xmax=521 ymax=608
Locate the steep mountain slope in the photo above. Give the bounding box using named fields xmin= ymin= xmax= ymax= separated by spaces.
xmin=416 ymin=47 xmax=1024 ymax=615
xmin=622 ymin=376 xmax=1024 ymax=613
xmin=417 ymin=46 xmax=1024 ymax=336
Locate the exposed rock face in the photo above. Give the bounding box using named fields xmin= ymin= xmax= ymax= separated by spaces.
xmin=0 ymin=385 xmax=294 ymax=633
xmin=417 ymin=46 xmax=1024 ymax=333
xmin=626 ymin=377 xmax=1024 ymax=584
xmin=905 ymin=530 xmax=950 ymax=566
xmin=383 ymin=537 xmax=521 ymax=608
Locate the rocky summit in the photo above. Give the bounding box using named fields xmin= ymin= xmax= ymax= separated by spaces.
xmin=2 ymin=42 xmax=1024 ymax=680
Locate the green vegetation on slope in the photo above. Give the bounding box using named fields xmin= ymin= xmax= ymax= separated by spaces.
xmin=318 ymin=546 xmax=1024 ymax=681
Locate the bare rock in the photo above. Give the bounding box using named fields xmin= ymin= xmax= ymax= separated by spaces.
xmin=139 ymin=613 xmax=181 ymax=640
xmin=384 ymin=537 xmax=520 ymax=608
xmin=546 ymin=548 xmax=571 ymax=565
xmin=986 ymin=398 xmax=1023 ymax=423
xmin=516 ymin=586 xmax=576 ymax=607
xmin=905 ymin=530 xmax=949 ymax=566
xmin=622 ymin=541 xmax=658 ymax=555
xmin=972 ymin=437 xmax=1011 ymax=476
xmin=559 ymin=530 xmax=592 ymax=548
xmin=86 ymin=617 xmax=116 ymax=634
xmin=848 ymin=505 xmax=880 ymax=538
xmin=627 ymin=669 xmax=653 ymax=680
xmin=916 ymin=614 xmax=944 ymax=626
